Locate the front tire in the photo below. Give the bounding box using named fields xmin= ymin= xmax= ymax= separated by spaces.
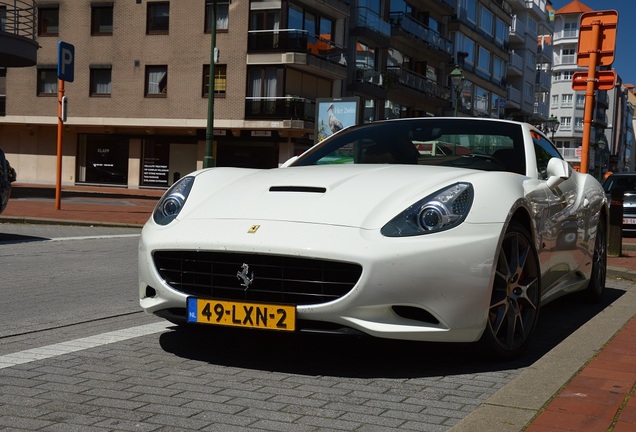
xmin=480 ymin=222 xmax=541 ymax=360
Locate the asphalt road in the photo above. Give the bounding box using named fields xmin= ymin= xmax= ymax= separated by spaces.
xmin=0 ymin=222 xmax=632 ymax=431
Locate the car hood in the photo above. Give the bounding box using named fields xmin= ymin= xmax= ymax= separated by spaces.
xmin=178 ymin=165 xmax=488 ymax=229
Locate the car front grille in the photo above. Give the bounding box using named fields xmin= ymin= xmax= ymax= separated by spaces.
xmin=153 ymin=251 xmax=362 ymax=305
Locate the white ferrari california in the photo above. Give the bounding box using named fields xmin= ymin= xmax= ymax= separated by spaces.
xmin=139 ymin=117 xmax=607 ymax=359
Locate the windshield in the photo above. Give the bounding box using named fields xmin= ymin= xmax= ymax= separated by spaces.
xmin=293 ymin=118 xmax=526 ymax=174
xmin=603 ymin=175 xmax=636 ymax=193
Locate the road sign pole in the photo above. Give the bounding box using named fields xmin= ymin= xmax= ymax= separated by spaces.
xmin=56 ymin=79 xmax=65 ymax=210
xmin=579 ymin=20 xmax=602 ymax=174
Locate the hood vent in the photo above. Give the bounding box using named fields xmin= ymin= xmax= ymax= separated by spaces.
xmin=269 ymin=186 xmax=327 ymax=193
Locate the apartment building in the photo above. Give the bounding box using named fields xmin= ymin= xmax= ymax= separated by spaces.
xmin=550 ymin=0 xmax=609 ymax=175
xmin=505 ymin=0 xmax=552 ymax=123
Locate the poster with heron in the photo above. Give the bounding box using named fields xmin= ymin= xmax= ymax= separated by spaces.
xmin=315 ymin=98 xmax=360 ymax=144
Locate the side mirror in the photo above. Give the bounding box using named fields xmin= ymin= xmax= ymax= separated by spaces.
xmin=546 ymin=158 xmax=570 ymax=189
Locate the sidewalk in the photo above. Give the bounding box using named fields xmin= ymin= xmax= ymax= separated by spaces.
xmin=1 ymin=183 xmax=635 ymax=432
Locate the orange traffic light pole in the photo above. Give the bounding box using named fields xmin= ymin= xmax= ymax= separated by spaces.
xmin=578 ymin=20 xmax=601 ymax=174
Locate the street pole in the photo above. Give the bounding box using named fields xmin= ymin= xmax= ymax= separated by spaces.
xmin=55 ymin=78 xmax=65 ymax=210
xmin=204 ymin=0 xmax=217 ymax=169
xmin=579 ymin=19 xmax=601 ymax=174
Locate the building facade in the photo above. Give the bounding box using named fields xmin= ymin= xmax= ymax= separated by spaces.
xmin=7 ymin=0 xmax=630 ymax=190
xmin=505 ymin=0 xmax=553 ymax=123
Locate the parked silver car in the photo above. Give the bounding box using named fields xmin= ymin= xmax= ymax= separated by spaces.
xmin=603 ymin=172 xmax=636 ymax=235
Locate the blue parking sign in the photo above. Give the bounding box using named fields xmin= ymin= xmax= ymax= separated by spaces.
xmin=57 ymin=41 xmax=75 ymax=82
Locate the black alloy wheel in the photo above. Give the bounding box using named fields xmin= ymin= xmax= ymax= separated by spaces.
xmin=481 ymin=221 xmax=541 ymax=360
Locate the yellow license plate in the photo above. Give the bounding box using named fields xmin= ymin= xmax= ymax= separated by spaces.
xmin=186 ymin=298 xmax=296 ymax=331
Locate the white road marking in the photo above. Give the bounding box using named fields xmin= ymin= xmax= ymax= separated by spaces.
xmin=0 ymin=322 xmax=170 ymax=369
xmin=48 ymin=234 xmax=140 ymax=242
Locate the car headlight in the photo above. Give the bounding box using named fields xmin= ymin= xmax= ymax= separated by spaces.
xmin=153 ymin=176 xmax=195 ymax=225
xmin=381 ymin=183 xmax=474 ymax=237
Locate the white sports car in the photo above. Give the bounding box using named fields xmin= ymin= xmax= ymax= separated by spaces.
xmin=139 ymin=117 xmax=607 ymax=359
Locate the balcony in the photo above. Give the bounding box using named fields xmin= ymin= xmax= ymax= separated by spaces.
xmin=385 ymin=66 xmax=451 ymax=101
xmin=389 ymin=12 xmax=453 ymax=56
xmin=560 ymin=147 xmax=581 ymax=161
xmin=247 ymin=30 xmax=347 ymax=79
xmin=525 ymin=0 xmax=547 ymax=20
xmin=509 ymin=15 xmax=526 ymax=43
xmin=533 ymin=100 xmax=549 ymax=117
xmin=0 ymin=0 xmax=38 ymax=67
xmin=556 ymin=29 xmax=579 ymax=41
xmin=353 ymin=7 xmax=390 ymax=39
xmin=535 ymin=69 xmax=550 ymax=89
xmin=245 ymin=96 xmax=315 ymax=122
xmin=507 ymin=51 xmax=524 ymax=76
xmin=507 ymin=86 xmax=522 ymax=107
xmin=554 ymin=54 xmax=576 ymax=66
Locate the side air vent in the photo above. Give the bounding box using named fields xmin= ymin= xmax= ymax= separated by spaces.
xmin=269 ymin=186 xmax=327 ymax=193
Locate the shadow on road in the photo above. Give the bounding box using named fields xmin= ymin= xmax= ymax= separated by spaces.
xmin=0 ymin=232 xmax=50 ymax=244
xmin=158 ymin=285 xmax=625 ymax=378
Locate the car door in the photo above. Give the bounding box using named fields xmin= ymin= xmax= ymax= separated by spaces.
xmin=531 ymin=133 xmax=589 ymax=298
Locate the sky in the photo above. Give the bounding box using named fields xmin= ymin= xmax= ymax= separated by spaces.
xmin=551 ymin=0 xmax=636 ymax=84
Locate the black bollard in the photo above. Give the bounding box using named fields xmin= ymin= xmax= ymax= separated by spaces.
xmin=608 ymin=188 xmax=623 ymax=257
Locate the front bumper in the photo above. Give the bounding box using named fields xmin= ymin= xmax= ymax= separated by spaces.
xmin=139 ymin=218 xmax=503 ymax=343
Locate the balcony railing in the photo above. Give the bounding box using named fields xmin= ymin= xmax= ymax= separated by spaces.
xmin=247 ymin=29 xmax=347 ymax=66
xmin=245 ymin=96 xmax=315 ymax=121
xmin=385 ymin=66 xmax=451 ymax=100
xmin=507 ymin=86 xmax=521 ymax=105
xmin=508 ymin=51 xmax=524 ymax=72
xmin=509 ymin=15 xmax=526 ymax=39
xmin=354 ymin=7 xmax=390 ymax=37
xmin=389 ymin=12 xmax=453 ymax=55
xmin=536 ymin=70 xmax=550 ymax=88
xmin=554 ymin=54 xmax=576 ymax=66
xmin=0 ymin=0 xmax=36 ymax=39
xmin=533 ymin=101 xmax=549 ymax=117
xmin=560 ymin=147 xmax=581 ymax=160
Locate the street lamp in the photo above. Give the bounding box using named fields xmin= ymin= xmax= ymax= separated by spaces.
xmin=450 ymin=65 xmax=465 ymax=117
xmin=545 ymin=115 xmax=560 ymax=141
xmin=597 ymin=135 xmax=607 ymax=179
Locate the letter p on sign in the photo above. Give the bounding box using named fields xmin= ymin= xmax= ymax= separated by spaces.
xmin=57 ymin=41 xmax=75 ymax=82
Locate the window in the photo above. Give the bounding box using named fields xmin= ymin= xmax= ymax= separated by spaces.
xmin=552 ymin=95 xmax=558 ymax=106
xmin=91 ymin=4 xmax=113 ymax=35
xmin=479 ymin=6 xmax=493 ymax=36
xmin=492 ymin=56 xmax=504 ymax=85
xmin=495 ymin=18 xmax=507 ymax=48
xmin=38 ymin=5 xmax=59 ymax=36
xmin=474 ymin=86 xmax=488 ymax=115
xmin=574 ymin=117 xmax=583 ymax=130
xmin=561 ymin=93 xmax=573 ymax=107
xmin=205 ymin=1 xmax=229 ymax=32
xmin=560 ymin=116 xmax=572 ymax=130
xmin=1 ymin=6 xmax=6 ymax=32
xmin=145 ymin=66 xmax=167 ymax=96
xmin=532 ymin=134 xmax=563 ymax=179
xmin=90 ymin=67 xmax=112 ymax=96
xmin=564 ymin=21 xmax=578 ymax=38
xmin=37 ymin=68 xmax=57 ymax=96
xmin=477 ymin=46 xmax=491 ymax=77
xmin=202 ymin=64 xmax=227 ymax=97
xmin=147 ymin=2 xmax=169 ymax=34
xmin=576 ymin=94 xmax=585 ymax=107
xmin=527 ymin=17 xmax=538 ymax=36
xmin=561 ymin=48 xmax=576 ymax=65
